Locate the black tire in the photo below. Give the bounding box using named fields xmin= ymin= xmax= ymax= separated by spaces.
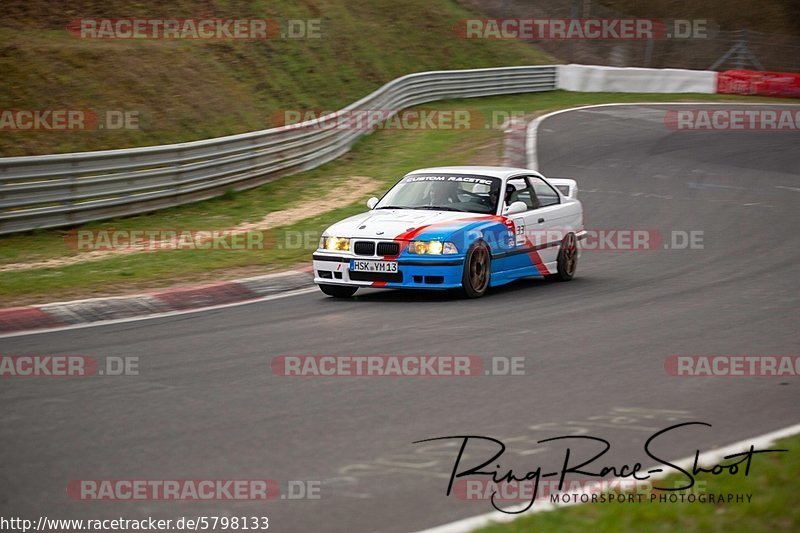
xmin=460 ymin=241 xmax=491 ymax=298
xmin=319 ymin=284 xmax=358 ymax=298
xmin=550 ymin=232 xmax=578 ymax=281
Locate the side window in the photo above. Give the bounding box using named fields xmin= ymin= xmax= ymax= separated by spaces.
xmin=528 ymin=176 xmax=560 ymax=207
xmin=505 ymin=178 xmax=538 ymax=210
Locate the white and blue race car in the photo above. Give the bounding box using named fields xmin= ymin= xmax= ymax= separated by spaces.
xmin=312 ymin=166 xmax=585 ymax=298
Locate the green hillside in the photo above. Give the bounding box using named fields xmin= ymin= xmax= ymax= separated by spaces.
xmin=0 ymin=0 xmax=550 ymax=156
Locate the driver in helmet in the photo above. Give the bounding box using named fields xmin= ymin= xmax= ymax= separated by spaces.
xmin=429 ymin=179 xmax=460 ymax=206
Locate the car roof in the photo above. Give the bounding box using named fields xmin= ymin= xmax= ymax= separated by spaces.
xmin=406 ymin=166 xmax=540 ymax=179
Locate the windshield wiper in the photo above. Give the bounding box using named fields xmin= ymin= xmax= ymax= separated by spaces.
xmin=415 ymin=206 xmax=467 ymax=212
xmin=376 ymin=205 xmax=468 ymax=212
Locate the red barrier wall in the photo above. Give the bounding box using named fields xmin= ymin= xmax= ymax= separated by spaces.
xmin=717 ymin=69 xmax=800 ymax=98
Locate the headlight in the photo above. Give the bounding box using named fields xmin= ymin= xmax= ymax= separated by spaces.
xmin=320 ymin=236 xmax=350 ymax=252
xmin=407 ymin=240 xmax=458 ymax=255
xmin=442 ymin=242 xmax=459 ymax=254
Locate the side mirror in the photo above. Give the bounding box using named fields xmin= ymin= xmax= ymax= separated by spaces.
xmin=366 ymin=197 xmax=379 ymax=209
xmin=503 ymin=201 xmax=528 ymax=215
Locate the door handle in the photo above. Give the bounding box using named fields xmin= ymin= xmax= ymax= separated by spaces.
xmin=538 ymin=218 xmax=545 ymax=223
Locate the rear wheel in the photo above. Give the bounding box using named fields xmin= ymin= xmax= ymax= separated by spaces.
xmin=550 ymin=232 xmax=578 ymax=281
xmin=319 ymin=284 xmax=358 ymax=298
xmin=461 ymin=241 xmax=491 ymax=298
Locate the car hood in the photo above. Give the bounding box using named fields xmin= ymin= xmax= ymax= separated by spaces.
xmin=325 ymin=209 xmax=492 ymax=240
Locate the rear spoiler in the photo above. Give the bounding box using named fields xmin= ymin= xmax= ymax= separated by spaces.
xmin=547 ymin=177 xmax=578 ymax=199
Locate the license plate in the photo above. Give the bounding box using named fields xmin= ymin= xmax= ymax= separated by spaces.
xmin=350 ymin=260 xmax=398 ymax=273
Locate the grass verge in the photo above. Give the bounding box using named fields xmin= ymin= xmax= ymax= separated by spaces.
xmin=475 ymin=433 xmax=800 ymax=532
xmin=0 ymin=0 xmax=551 ymax=156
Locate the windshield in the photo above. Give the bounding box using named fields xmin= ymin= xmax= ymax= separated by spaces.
xmin=375 ymin=174 xmax=501 ymax=214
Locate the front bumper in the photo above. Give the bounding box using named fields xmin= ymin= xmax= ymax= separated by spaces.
xmin=312 ymin=253 xmax=465 ymax=289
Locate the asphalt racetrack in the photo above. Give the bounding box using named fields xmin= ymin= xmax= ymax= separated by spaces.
xmin=1 ymin=104 xmax=798 ymax=532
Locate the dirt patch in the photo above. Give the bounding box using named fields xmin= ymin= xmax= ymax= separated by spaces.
xmin=0 ymin=175 xmax=378 ymax=273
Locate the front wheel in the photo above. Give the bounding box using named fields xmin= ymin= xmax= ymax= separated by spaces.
xmin=549 ymin=232 xmax=578 ymax=281
xmin=460 ymin=241 xmax=491 ymax=298
xmin=319 ymin=284 xmax=358 ymax=298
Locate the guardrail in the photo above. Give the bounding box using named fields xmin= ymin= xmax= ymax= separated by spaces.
xmin=0 ymin=65 xmax=557 ymax=234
